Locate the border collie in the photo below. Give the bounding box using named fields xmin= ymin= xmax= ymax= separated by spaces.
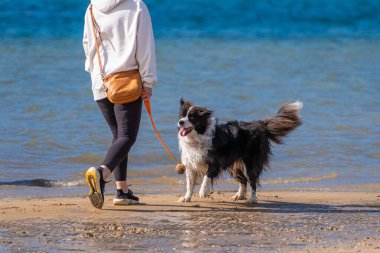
xmin=177 ymin=99 xmax=303 ymax=203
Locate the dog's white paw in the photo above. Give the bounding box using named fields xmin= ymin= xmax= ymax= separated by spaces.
xmin=231 ymin=192 xmax=246 ymax=201
xmin=246 ymin=195 xmax=257 ymax=204
xmin=199 ymin=186 xmax=210 ymax=198
xmin=199 ymin=192 xmax=209 ymax=198
xmin=178 ymin=196 xmax=192 ymax=202
xmin=199 ymin=176 xmax=211 ymax=198
xmin=246 ymin=199 xmax=257 ymax=204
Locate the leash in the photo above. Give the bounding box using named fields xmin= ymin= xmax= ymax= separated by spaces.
xmin=144 ymin=100 xmax=186 ymax=174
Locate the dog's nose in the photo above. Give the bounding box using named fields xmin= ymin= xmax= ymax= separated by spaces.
xmin=178 ymin=120 xmax=185 ymax=126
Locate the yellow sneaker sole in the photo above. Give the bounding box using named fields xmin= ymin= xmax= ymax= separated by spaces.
xmin=85 ymin=167 xmax=104 ymax=209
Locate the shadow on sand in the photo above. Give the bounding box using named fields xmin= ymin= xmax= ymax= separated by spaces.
xmin=103 ymin=200 xmax=380 ymax=214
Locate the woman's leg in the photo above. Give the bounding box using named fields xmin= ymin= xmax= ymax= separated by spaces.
xmin=102 ymin=98 xmax=142 ymax=188
xmin=96 ymin=98 xmax=117 ymax=179
xmin=96 ymin=98 xmax=129 ymax=191
xmin=87 ymin=97 xmax=118 ymax=209
xmin=114 ymin=157 xmax=129 ymax=192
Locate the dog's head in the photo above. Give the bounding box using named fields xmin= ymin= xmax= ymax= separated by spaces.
xmin=178 ymin=98 xmax=214 ymax=137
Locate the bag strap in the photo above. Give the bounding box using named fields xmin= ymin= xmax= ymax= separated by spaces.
xmin=89 ymin=5 xmax=105 ymax=80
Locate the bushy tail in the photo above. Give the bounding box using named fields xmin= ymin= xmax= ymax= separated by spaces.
xmin=266 ymin=101 xmax=303 ymax=144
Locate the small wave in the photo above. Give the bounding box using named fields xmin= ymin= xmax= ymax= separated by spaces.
xmin=50 ymin=179 xmax=85 ymax=187
xmin=0 ymin=172 xmax=338 ymax=189
xmin=0 ymin=179 xmax=54 ymax=187
xmin=0 ymin=178 xmax=85 ymax=188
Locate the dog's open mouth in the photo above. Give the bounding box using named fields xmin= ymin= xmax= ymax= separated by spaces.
xmin=179 ymin=127 xmax=193 ymax=137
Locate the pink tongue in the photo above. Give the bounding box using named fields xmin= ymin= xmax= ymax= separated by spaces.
xmin=180 ymin=128 xmax=187 ymax=136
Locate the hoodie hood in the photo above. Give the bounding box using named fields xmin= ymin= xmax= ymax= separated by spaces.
xmin=91 ymin=0 xmax=124 ymax=13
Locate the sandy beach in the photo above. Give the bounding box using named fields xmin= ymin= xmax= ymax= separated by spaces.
xmin=1 ymin=189 xmax=379 ymax=252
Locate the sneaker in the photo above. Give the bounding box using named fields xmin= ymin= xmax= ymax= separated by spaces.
xmin=85 ymin=167 xmax=105 ymax=209
xmin=113 ymin=189 xmax=139 ymax=206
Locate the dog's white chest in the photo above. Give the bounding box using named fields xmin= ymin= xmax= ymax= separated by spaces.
xmin=179 ymin=139 xmax=207 ymax=168
xmin=178 ymin=132 xmax=214 ymax=172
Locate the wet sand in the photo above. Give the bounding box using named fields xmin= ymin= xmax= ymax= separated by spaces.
xmin=1 ymin=191 xmax=379 ymax=252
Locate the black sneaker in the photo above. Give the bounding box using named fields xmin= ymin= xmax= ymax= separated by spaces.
xmin=85 ymin=167 xmax=106 ymax=209
xmin=113 ymin=189 xmax=139 ymax=206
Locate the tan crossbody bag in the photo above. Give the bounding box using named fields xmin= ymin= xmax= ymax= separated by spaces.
xmin=89 ymin=5 xmax=142 ymax=104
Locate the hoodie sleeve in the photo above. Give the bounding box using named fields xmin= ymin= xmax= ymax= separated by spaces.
xmin=136 ymin=3 xmax=157 ymax=88
xmin=83 ymin=8 xmax=91 ymax=73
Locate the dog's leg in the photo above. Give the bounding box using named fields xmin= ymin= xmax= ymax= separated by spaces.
xmin=247 ymin=183 xmax=257 ymax=204
xmin=243 ymin=167 xmax=258 ymax=204
xmin=199 ymin=175 xmax=211 ymax=198
xmin=230 ymin=168 xmax=247 ymax=201
xmin=178 ymin=170 xmax=195 ymax=202
xmin=199 ymin=164 xmax=219 ymax=198
xmin=232 ymin=183 xmax=247 ymax=201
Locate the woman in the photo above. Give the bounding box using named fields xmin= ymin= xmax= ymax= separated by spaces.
xmin=83 ymin=0 xmax=156 ymax=208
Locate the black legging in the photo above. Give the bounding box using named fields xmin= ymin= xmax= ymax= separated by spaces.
xmin=96 ymin=97 xmax=142 ymax=181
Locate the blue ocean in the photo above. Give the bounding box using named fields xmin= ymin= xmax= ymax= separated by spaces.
xmin=0 ymin=0 xmax=379 ymax=196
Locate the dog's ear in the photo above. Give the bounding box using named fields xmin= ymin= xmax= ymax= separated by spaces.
xmin=179 ymin=98 xmax=193 ymax=117
xmin=197 ymin=108 xmax=213 ymax=118
xmin=180 ymin=98 xmax=192 ymax=106
xmin=203 ymin=109 xmax=214 ymax=118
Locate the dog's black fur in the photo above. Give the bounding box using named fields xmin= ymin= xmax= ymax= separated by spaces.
xmin=178 ymin=98 xmax=303 ymax=201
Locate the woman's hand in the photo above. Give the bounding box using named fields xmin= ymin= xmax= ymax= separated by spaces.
xmin=141 ymin=87 xmax=152 ymax=101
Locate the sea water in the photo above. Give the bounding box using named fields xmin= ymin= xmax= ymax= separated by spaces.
xmin=0 ymin=0 xmax=379 ymax=196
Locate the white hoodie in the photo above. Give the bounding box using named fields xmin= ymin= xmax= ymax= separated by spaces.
xmin=83 ymin=0 xmax=157 ymax=100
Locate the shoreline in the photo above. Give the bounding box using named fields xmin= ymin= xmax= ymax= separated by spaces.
xmin=1 ymin=190 xmax=379 ymax=252
xmin=1 ymin=181 xmax=380 ymax=200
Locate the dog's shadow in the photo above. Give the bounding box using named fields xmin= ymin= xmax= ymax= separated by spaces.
xmin=222 ymin=200 xmax=380 ymax=214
